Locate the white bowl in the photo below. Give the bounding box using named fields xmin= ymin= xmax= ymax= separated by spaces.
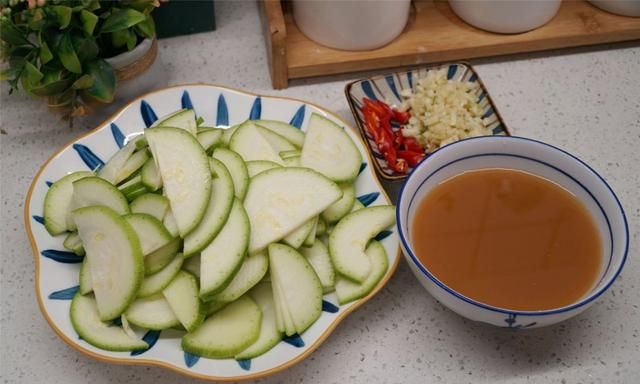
xmin=589 ymin=0 xmax=640 ymax=17
xmin=397 ymin=136 xmax=629 ymax=328
xmin=292 ymin=0 xmax=411 ymax=51
xmin=448 ymin=0 xmax=561 ymax=34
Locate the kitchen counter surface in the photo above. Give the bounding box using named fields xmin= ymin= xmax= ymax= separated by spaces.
xmin=1 ymin=1 xmax=638 ymax=383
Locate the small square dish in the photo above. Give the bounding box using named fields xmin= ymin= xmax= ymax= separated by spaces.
xmin=345 ymin=62 xmax=510 ymax=181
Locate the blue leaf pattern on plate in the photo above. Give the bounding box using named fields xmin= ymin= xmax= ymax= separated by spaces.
xmin=385 ymin=75 xmax=401 ymax=101
xmin=361 ymin=81 xmax=377 ymax=100
xmin=216 ymin=94 xmax=229 ymax=127
xmin=48 ymin=285 xmax=79 ymax=300
xmin=181 ymin=90 xmax=194 ymax=111
xmin=110 ymin=123 xmax=125 ymax=148
xmin=283 ymin=334 xmax=304 ymax=347
xmin=374 ymin=230 xmax=393 ymax=242
xmin=504 ymin=314 xmax=537 ymax=329
xmin=357 ymin=192 xmax=379 ymax=207
xmin=131 ymin=330 xmax=161 ymax=356
xmin=72 ymin=144 xmax=104 ymax=171
xmin=140 ymin=100 xmax=158 ymax=128
xmin=237 ymin=359 xmax=251 ymax=371
xmin=289 ymin=105 xmax=306 ymax=129
xmin=358 ymin=162 xmax=367 ymax=175
xmin=447 ymin=65 xmax=457 ymax=80
xmin=322 ymin=300 xmax=339 ymax=313
xmin=249 ymin=97 xmax=262 ymax=120
xmin=46 ymin=181 xmax=53 ymax=187
xmin=184 ymin=352 xmax=200 ymax=368
xmin=41 ymin=249 xmax=83 ymax=263
xmin=33 ymin=215 xmax=45 ymax=225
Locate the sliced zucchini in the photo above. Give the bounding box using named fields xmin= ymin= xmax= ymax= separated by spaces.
xmin=79 ymin=257 xmax=92 ymax=295
xmin=73 ymin=206 xmax=143 ymax=321
xmin=144 ymin=237 xmax=181 ymax=276
xmin=221 ymin=124 xmax=239 ymax=146
xmin=283 ymin=155 xmax=300 ymax=167
xmin=282 ymin=217 xmax=316 ymax=249
xmin=212 ymin=251 xmax=268 ymax=303
xmin=329 ymin=205 xmax=395 ymax=283
xmin=255 ymin=125 xmax=297 ymax=152
xmin=321 ymin=183 xmax=356 ymax=224
xmin=140 ymin=158 xmax=162 ymax=191
xmin=253 ymin=119 xmax=305 ymax=147
xmin=272 ymin=270 xmax=296 ymax=336
xmin=351 ymin=199 xmax=364 ymax=212
xmin=303 ymin=216 xmax=319 ymax=247
xmin=200 ymin=199 xmax=249 ymax=299
xmin=130 ymin=194 xmax=169 ymax=221
xmin=244 ymin=167 xmax=342 ymax=254
xmin=197 ymin=128 xmax=223 ymax=152
xmin=316 ymin=216 xmax=327 ymax=236
xmin=70 ymin=293 xmax=148 ymax=352
xmin=125 ymin=293 xmax=180 ymax=330
xmin=73 ymin=176 xmax=130 ymax=215
xmin=162 ymin=271 xmax=204 ymax=332
xmin=182 ymin=253 xmax=200 ymax=278
xmin=123 ymin=213 xmax=172 ymax=256
xmin=63 ymin=231 xmax=85 ymax=256
xmin=335 ymin=240 xmax=388 ymax=304
xmin=138 ymin=253 xmax=184 ymax=298
xmin=43 ymin=171 xmax=93 ymax=235
xmin=181 ymin=295 xmax=261 ymax=359
xmin=204 ymin=300 xmax=227 ymax=316
xmin=235 ymin=282 xmax=282 ymax=359
xmin=183 ymin=158 xmax=234 ymax=257
xmin=279 ymin=149 xmax=301 ymax=159
xmin=146 ymin=127 xmax=212 ymax=237
xmin=300 ymin=113 xmax=362 ymax=183
xmin=300 ymin=240 xmax=335 ymax=293
xmin=152 ymin=108 xmax=197 ymax=136
xmin=229 ymin=121 xmax=284 ymax=165
xmin=246 ymin=160 xmax=282 ymax=178
xmin=212 ymin=148 xmax=249 ymax=201
xmin=162 ymin=210 xmax=179 ymax=238
xmin=115 ymin=149 xmax=149 ymax=184
xmin=97 ymin=139 xmax=138 ymax=184
xmin=268 ymin=243 xmax=322 ymax=335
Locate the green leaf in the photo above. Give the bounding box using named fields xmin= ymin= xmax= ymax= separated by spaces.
xmin=39 ymin=35 xmax=53 ymax=64
xmin=0 ymin=18 xmax=30 ymax=46
xmin=111 ymin=29 xmax=129 ymax=49
xmin=71 ymin=34 xmax=98 ymax=62
xmin=51 ymin=6 xmax=73 ymax=29
xmin=28 ymin=9 xmax=45 ymax=31
xmin=100 ymin=8 xmax=146 ymax=34
xmin=30 ymin=77 xmax=73 ymax=97
xmin=134 ymin=14 xmax=155 ymax=38
xmin=72 ymin=74 xmax=93 ymax=89
xmin=80 ymin=10 xmax=98 ymax=35
xmin=126 ymin=30 xmax=137 ymax=51
xmin=83 ymin=59 xmax=115 ymax=103
xmin=0 ymin=66 xmax=21 ymax=81
xmin=23 ymin=61 xmax=44 ymax=84
xmin=57 ymin=32 xmax=82 ymax=74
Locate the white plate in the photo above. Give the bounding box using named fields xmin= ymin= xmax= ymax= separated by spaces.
xmin=25 ymin=84 xmax=400 ymax=381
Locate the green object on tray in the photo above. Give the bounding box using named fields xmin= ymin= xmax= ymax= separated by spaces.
xmin=153 ymin=0 xmax=216 ymax=38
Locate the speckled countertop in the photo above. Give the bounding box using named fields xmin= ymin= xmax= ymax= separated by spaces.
xmin=1 ymin=2 xmax=639 ymax=383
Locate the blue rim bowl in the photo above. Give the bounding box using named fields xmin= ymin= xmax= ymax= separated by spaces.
xmin=396 ymin=136 xmax=629 ymax=328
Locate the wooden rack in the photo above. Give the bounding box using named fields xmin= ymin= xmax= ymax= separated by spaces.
xmin=259 ymin=0 xmax=640 ymax=89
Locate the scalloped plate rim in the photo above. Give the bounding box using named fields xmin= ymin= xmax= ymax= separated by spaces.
xmin=24 ymin=83 xmax=400 ymax=382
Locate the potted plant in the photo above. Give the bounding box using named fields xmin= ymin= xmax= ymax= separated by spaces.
xmin=0 ymin=0 xmax=162 ymax=123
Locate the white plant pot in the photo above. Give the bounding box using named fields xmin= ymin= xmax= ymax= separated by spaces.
xmin=589 ymin=0 xmax=640 ymax=16
xmin=105 ymin=38 xmax=167 ymax=103
xmin=292 ymin=0 xmax=411 ymax=51
xmin=448 ymin=0 xmax=562 ymax=34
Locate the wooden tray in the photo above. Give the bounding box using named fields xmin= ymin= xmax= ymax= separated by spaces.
xmin=259 ymin=0 xmax=640 ymax=89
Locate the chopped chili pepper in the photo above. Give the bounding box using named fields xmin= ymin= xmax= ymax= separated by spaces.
xmin=360 ymin=98 xmax=425 ymax=174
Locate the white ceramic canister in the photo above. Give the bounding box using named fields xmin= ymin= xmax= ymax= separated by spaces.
xmin=448 ymin=0 xmax=562 ymax=34
xmin=292 ymin=0 xmax=411 ymax=51
xmin=589 ymin=0 xmax=640 ymax=17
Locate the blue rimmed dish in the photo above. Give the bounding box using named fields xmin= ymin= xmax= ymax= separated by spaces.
xmin=396 ymin=135 xmax=629 ymax=328
xmin=24 ymin=84 xmax=400 ymax=381
xmin=345 ymin=62 xmax=510 ymax=182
